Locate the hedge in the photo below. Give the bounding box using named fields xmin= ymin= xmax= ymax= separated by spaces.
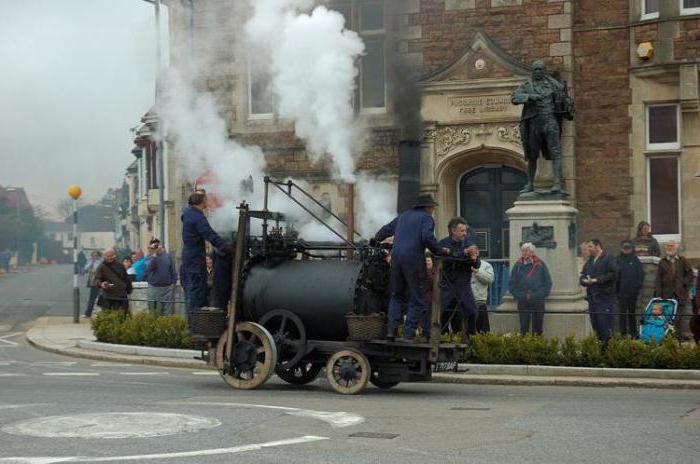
xmin=466 ymin=333 xmax=700 ymax=369
xmin=91 ymin=311 xmax=192 ymax=349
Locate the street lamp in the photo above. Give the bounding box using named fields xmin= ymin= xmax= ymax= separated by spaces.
xmin=67 ymin=184 xmax=82 ymax=324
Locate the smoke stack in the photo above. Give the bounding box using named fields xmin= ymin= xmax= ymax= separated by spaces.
xmin=397 ymin=140 xmax=421 ymax=213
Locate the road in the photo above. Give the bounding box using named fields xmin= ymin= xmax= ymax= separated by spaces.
xmin=1 ymin=266 xmax=699 ymax=463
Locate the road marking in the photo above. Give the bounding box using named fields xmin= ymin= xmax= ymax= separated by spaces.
xmin=0 ymin=332 xmax=23 ymax=347
xmin=0 ymin=361 xmax=15 ymax=366
xmin=118 ymin=372 xmax=170 ymax=376
xmin=0 ymin=436 xmax=328 ymax=463
xmin=33 ymin=362 xmax=78 ymax=367
xmin=0 ymin=373 xmax=26 ymax=377
xmin=2 ymin=412 xmax=221 ymax=440
xmin=90 ymin=362 xmax=133 ymax=367
xmin=0 ymin=403 xmax=48 ymax=410
xmin=160 ymin=401 xmax=365 ymax=428
xmin=191 ymin=371 xmax=219 ymax=376
xmin=41 ymin=373 xmax=100 ymax=377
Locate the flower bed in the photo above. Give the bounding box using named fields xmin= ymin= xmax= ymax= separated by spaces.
xmin=91 ymin=310 xmax=192 ymax=349
xmin=465 ymin=333 xmax=700 ymax=369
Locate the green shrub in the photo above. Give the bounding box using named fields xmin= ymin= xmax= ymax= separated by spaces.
xmin=577 ymin=336 xmax=604 ymax=367
xmin=91 ymin=311 xmax=192 ymax=349
xmin=605 ymin=335 xmax=654 ymax=368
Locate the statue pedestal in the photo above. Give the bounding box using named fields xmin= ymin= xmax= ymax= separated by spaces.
xmin=491 ymin=199 xmax=592 ymax=339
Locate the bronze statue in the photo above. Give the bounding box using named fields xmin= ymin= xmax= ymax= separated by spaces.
xmin=511 ymin=60 xmax=574 ymax=194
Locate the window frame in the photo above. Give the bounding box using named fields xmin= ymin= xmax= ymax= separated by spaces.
xmin=641 ymin=0 xmax=659 ymax=20
xmin=331 ymin=0 xmax=387 ymax=113
xmin=645 ymin=155 xmax=682 ymax=243
xmin=247 ymin=59 xmax=275 ymax=121
xmin=646 ymin=103 xmax=681 ymax=151
xmin=681 ymin=0 xmax=700 ymax=16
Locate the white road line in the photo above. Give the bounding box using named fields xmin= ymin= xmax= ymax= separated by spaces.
xmin=42 ymin=373 xmax=100 ymax=377
xmin=0 ymin=361 xmax=15 ymax=366
xmin=0 ymin=404 xmax=48 ymax=410
xmin=160 ymin=401 xmax=365 ymax=428
xmin=90 ymin=362 xmax=133 ymax=367
xmin=33 ymin=362 xmax=78 ymax=366
xmin=0 ymin=373 xmax=26 ymax=377
xmin=0 ymin=332 xmax=23 ymax=347
xmin=0 ymin=435 xmax=328 ymax=463
xmin=191 ymin=371 xmax=219 ymax=376
xmin=118 ymin=372 xmax=170 ymax=376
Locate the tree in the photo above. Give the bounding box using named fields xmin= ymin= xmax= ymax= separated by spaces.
xmin=56 ymin=198 xmax=84 ymax=221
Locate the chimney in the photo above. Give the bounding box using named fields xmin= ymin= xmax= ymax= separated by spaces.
xmin=397 ymin=140 xmax=421 ymax=213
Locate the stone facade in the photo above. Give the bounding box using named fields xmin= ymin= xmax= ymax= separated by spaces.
xmin=151 ymin=0 xmax=700 ymax=264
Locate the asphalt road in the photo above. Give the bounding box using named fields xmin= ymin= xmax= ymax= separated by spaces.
xmin=0 ymin=266 xmax=699 ymax=464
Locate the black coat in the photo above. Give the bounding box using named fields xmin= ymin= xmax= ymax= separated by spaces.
xmin=509 ymin=257 xmax=552 ymax=303
xmin=616 ymin=253 xmax=644 ymax=298
xmin=580 ymin=252 xmax=618 ymax=305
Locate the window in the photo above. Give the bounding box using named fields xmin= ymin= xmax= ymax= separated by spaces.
xmin=646 ymin=104 xmax=680 ymax=150
xmin=641 ymin=0 xmax=659 ymax=19
xmin=647 ymin=157 xmax=681 ymax=238
xmin=146 ymin=142 xmax=159 ymax=190
xmin=248 ymin=61 xmax=274 ymax=119
xmin=331 ymin=1 xmax=386 ymax=111
xmin=681 ymin=0 xmax=700 ymax=15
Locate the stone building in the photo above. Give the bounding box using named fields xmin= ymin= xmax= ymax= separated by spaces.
xmin=151 ymin=0 xmax=699 ymax=268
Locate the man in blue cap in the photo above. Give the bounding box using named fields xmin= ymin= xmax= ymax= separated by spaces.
xmin=376 ymin=194 xmax=447 ymax=342
xmin=181 ymin=191 xmax=227 ymax=321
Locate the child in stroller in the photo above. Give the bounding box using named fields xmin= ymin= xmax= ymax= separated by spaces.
xmin=639 ymin=298 xmax=677 ymax=344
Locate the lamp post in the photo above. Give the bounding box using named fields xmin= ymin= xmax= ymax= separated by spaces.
xmin=67 ymin=185 xmax=82 ymax=323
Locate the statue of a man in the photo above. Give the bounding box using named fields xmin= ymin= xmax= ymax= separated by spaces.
xmin=511 ymin=60 xmax=574 ymax=194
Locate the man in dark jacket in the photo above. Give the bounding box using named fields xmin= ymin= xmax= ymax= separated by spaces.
xmin=94 ymin=248 xmax=132 ymax=313
xmin=375 ymin=194 xmax=446 ymax=341
xmin=145 ymin=238 xmax=177 ymax=316
xmin=509 ymin=242 xmax=552 ymax=335
xmin=616 ymin=240 xmax=644 ymax=337
xmin=581 ymin=239 xmax=618 ymax=342
xmin=181 ymin=191 xmax=227 ymax=319
xmin=439 ymin=217 xmax=480 ymax=337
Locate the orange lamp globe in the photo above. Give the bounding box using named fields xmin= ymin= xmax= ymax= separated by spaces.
xmin=67 ymin=185 xmax=82 ymax=199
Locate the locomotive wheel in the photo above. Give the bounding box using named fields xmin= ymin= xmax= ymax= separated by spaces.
xmin=259 ymin=309 xmax=307 ymax=371
xmin=276 ymin=362 xmax=323 ymax=385
xmin=326 ymin=350 xmax=370 ymax=395
xmin=215 ymin=322 xmax=277 ymax=390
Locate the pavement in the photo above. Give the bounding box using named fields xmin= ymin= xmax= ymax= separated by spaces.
xmin=26 ymin=316 xmax=700 ymax=390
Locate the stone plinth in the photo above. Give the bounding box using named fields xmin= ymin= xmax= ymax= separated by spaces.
xmin=491 ymin=198 xmax=591 ymax=339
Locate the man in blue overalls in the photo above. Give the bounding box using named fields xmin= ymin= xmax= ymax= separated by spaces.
xmin=376 ymin=194 xmax=446 ymax=342
xmin=181 ymin=191 xmax=227 ymax=321
xmin=439 ymin=217 xmax=481 ymax=339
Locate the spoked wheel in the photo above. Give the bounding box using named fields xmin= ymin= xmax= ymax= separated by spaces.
xmin=326 ymin=350 xmax=370 ymax=395
xmin=259 ymin=309 xmax=307 ymax=372
xmin=276 ymin=362 xmax=323 ymax=385
xmin=215 ymin=322 xmax=277 ymax=390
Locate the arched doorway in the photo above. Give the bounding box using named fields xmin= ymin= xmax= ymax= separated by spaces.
xmin=459 ymin=166 xmax=526 ymax=259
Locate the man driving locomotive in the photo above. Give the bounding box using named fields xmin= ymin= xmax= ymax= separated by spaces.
xmin=375 ymin=194 xmax=448 ymax=342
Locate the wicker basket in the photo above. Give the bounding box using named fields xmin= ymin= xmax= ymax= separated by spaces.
xmin=346 ymin=313 xmax=385 ymax=341
xmin=189 ymin=307 xmax=227 ymax=339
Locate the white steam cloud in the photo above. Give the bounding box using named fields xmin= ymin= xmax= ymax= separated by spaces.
xmin=245 ymin=0 xmax=365 ymax=181
xmin=159 ymin=1 xmax=397 ymax=239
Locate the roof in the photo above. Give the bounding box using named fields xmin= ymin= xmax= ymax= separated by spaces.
xmin=64 ymin=204 xmax=115 ymax=232
xmin=44 ymin=222 xmax=72 ymax=233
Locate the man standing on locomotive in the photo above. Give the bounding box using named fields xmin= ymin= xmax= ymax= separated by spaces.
xmin=181 ymin=191 xmax=228 ymax=323
xmin=376 ymin=194 xmax=446 ymax=342
xmin=439 ymin=217 xmax=481 ymax=339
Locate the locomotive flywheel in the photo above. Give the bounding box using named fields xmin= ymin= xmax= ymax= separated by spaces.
xmin=258 ymin=309 xmax=307 ymax=371
xmin=216 ymin=322 xmax=277 ymax=390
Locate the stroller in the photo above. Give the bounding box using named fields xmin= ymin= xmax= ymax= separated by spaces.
xmin=639 ymin=298 xmax=677 ymax=344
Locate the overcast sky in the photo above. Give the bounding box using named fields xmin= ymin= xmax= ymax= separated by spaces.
xmin=0 ymin=0 xmax=158 ymax=218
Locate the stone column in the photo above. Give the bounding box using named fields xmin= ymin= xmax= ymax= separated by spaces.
xmin=491 ymin=198 xmax=591 ymax=338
